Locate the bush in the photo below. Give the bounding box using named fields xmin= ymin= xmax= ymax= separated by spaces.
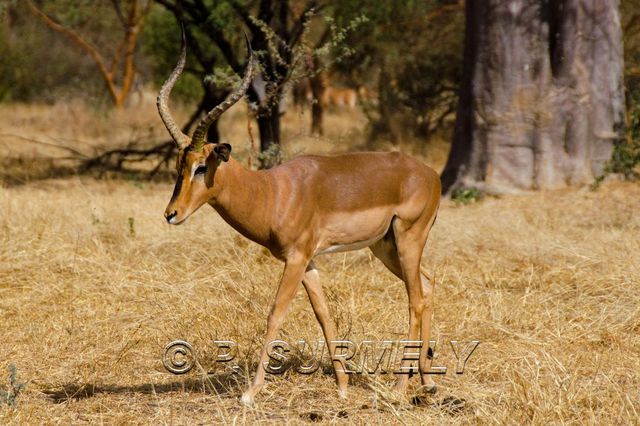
xmin=608 ymin=92 xmax=640 ymax=180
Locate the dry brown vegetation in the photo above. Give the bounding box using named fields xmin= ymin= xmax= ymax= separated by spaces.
xmin=0 ymin=99 xmax=639 ymax=424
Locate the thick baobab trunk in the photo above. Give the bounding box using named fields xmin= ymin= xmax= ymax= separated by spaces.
xmin=441 ymin=0 xmax=625 ymax=194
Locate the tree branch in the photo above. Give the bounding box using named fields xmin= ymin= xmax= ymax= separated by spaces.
xmin=108 ymin=38 xmax=128 ymax=76
xmin=0 ymin=133 xmax=88 ymax=158
xmin=25 ymin=0 xmax=119 ymax=104
xmin=288 ymin=0 xmax=321 ymax=47
xmin=110 ymin=0 xmax=127 ymax=28
xmin=116 ymin=0 xmax=143 ymax=106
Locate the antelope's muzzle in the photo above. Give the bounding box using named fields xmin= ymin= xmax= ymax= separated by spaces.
xmin=165 ymin=210 xmax=178 ymax=224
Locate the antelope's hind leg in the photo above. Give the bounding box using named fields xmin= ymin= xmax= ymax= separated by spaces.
xmin=417 ymin=266 xmax=437 ymax=394
xmin=369 ymin=222 xmax=437 ymax=396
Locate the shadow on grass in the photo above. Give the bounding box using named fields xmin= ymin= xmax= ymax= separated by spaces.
xmin=0 ymin=155 xmax=176 ymax=188
xmin=41 ymin=371 xmax=246 ymax=404
xmin=41 ymin=369 xmax=469 ymax=418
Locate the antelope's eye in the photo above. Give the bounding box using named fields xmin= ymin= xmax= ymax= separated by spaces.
xmin=195 ymin=165 xmax=207 ymax=175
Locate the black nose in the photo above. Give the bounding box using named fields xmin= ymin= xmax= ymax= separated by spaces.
xmin=165 ymin=210 xmax=177 ymax=223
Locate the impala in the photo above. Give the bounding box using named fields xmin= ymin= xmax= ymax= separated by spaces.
xmin=321 ymin=84 xmax=358 ymax=109
xmin=157 ymin=33 xmax=441 ymax=405
xmin=291 ymin=76 xmax=359 ymax=109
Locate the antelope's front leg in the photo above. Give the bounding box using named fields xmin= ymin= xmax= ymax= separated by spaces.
xmin=301 ymin=262 xmax=349 ymax=398
xmin=240 ymin=255 xmax=308 ymax=406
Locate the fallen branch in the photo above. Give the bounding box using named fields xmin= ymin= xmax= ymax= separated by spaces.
xmin=0 ymin=133 xmax=89 ymax=158
xmin=81 ymin=140 xmax=176 ymax=175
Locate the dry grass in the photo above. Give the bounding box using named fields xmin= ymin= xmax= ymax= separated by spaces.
xmin=0 ymin=100 xmax=639 ymax=424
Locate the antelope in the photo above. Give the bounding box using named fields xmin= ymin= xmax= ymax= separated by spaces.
xmin=290 ymin=76 xmax=360 ymax=110
xmin=157 ymin=33 xmax=441 ymax=405
xmin=321 ymin=84 xmax=358 ymax=109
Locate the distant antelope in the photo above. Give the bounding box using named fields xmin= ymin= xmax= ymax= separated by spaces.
xmin=290 ymin=75 xmax=360 ymax=110
xmin=157 ymin=31 xmax=441 ymax=405
xmin=319 ymin=73 xmax=358 ymax=109
xmin=321 ymin=85 xmax=358 ymax=109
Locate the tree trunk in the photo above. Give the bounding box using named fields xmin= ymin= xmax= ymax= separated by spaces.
xmin=257 ymin=107 xmax=281 ymax=151
xmin=309 ymin=74 xmax=324 ymax=136
xmin=373 ymin=65 xmax=395 ymax=143
xmin=256 ymin=102 xmax=281 ymax=169
xmin=441 ymin=0 xmax=625 ymax=194
xmin=247 ymin=74 xmax=282 ymax=169
xmin=201 ymin=88 xmax=222 ymax=143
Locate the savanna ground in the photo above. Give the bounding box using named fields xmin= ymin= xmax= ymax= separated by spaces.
xmin=0 ymin=96 xmax=639 ymax=424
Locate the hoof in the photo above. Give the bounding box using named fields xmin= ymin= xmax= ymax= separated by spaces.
xmin=411 ymin=385 xmax=437 ymax=407
xmin=240 ymin=392 xmax=255 ymax=407
xmin=338 ymin=388 xmax=348 ymax=400
xmin=418 ymin=384 xmax=437 ymax=394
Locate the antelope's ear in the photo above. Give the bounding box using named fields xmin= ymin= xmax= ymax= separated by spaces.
xmin=214 ymin=143 xmax=232 ymax=162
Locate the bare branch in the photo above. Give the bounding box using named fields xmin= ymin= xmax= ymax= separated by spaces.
xmin=25 ymin=0 xmax=119 ymax=104
xmin=26 ymin=0 xmax=151 ymax=108
xmin=110 ymin=0 xmax=127 ymax=28
xmin=108 ymin=38 xmax=128 ymax=76
xmin=117 ymin=0 xmax=144 ymax=105
xmin=0 ymin=133 xmax=89 ymax=158
xmin=289 ymin=0 xmax=321 ymax=47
